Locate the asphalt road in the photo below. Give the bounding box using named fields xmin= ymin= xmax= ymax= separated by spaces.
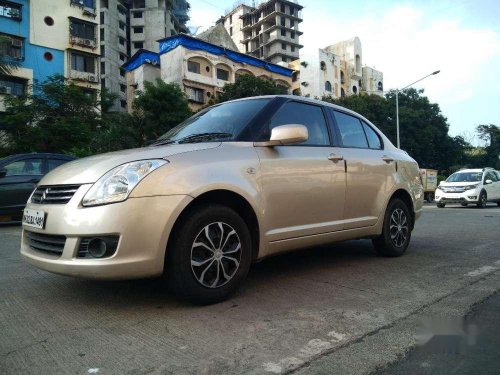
xmin=1 ymin=203 xmax=499 ymax=375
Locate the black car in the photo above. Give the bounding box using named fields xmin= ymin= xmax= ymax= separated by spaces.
xmin=0 ymin=153 xmax=75 ymax=223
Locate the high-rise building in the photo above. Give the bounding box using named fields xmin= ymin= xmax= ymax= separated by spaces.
xmin=218 ymin=0 xmax=303 ymax=65
xmin=293 ymin=37 xmax=383 ymax=100
xmin=1 ymin=0 xmax=100 ymax=112
xmin=99 ymin=0 xmax=190 ymax=111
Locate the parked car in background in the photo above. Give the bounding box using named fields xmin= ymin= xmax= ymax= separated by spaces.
xmin=0 ymin=153 xmax=75 ymax=223
xmin=435 ymin=168 xmax=500 ymax=208
xmin=20 ymin=96 xmax=423 ymax=303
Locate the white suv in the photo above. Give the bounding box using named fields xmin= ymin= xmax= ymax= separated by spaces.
xmin=435 ymin=168 xmax=500 ymax=208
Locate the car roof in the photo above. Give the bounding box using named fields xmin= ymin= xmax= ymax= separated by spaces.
xmin=0 ymin=153 xmax=75 ymax=164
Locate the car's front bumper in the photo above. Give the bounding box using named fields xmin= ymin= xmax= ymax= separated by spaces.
xmin=20 ymin=184 xmax=192 ymax=280
xmin=434 ymin=189 xmax=479 ymax=204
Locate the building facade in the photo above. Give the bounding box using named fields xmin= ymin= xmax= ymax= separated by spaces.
xmin=294 ymin=37 xmax=383 ymax=100
xmin=123 ymin=33 xmax=293 ymax=111
xmin=1 ymin=0 xmax=100 ymax=111
xmin=99 ymin=0 xmax=190 ymax=112
xmin=218 ymin=0 xmax=303 ymax=65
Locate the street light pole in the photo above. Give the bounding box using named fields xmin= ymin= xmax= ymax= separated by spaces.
xmin=395 ymin=70 xmax=440 ymax=149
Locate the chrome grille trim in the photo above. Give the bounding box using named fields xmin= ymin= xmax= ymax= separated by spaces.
xmin=31 ymin=185 xmax=80 ymax=205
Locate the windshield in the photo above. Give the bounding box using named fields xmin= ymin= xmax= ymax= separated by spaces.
xmin=446 ymin=172 xmax=482 ymax=183
xmin=155 ymin=99 xmax=270 ymax=144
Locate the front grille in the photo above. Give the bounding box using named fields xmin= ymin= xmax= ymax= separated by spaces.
xmin=31 ymin=185 xmax=80 ymax=205
xmin=26 ymin=231 xmax=66 ymax=255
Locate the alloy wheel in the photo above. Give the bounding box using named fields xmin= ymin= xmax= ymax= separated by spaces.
xmin=190 ymin=222 xmax=242 ymax=288
xmin=390 ymin=208 xmax=409 ymax=248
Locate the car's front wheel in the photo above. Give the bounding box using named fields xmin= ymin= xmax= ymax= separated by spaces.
xmin=437 ymin=202 xmax=446 ymax=208
xmin=372 ymin=198 xmax=412 ymax=257
xmin=167 ymin=204 xmax=252 ymax=304
xmin=477 ymin=191 xmax=487 ymax=208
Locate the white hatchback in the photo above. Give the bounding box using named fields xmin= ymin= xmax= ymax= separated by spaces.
xmin=435 ymin=168 xmax=500 ymax=208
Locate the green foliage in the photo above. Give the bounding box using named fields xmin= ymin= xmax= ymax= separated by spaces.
xmin=324 ymin=89 xmax=472 ymax=174
xmin=132 ymin=79 xmax=192 ymax=143
xmin=213 ymin=74 xmax=288 ymax=104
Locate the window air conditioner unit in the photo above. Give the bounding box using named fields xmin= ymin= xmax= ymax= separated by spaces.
xmin=11 ymin=39 xmax=23 ymax=47
xmin=88 ymin=74 xmax=97 ymax=82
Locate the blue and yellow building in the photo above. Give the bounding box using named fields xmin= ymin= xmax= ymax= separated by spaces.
xmin=0 ymin=0 xmax=100 ymax=111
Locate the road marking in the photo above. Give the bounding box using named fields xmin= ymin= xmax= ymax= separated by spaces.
xmin=88 ymin=369 xmax=100 ymax=374
xmin=466 ymin=265 xmax=497 ymax=277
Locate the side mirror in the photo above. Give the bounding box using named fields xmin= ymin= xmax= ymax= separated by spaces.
xmin=256 ymin=124 xmax=308 ymax=146
xmin=0 ymin=169 xmax=7 ymax=178
xmin=485 ymin=179 xmax=493 ymax=185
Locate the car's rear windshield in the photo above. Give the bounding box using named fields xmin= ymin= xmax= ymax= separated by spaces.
xmin=446 ymin=172 xmax=482 ymax=182
xmin=155 ymin=99 xmax=271 ymax=144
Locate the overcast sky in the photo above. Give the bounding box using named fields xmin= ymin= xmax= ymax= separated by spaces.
xmin=187 ymin=0 xmax=500 ymax=143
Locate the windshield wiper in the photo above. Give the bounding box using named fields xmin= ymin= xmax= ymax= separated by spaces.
xmin=151 ymin=132 xmax=233 ymax=147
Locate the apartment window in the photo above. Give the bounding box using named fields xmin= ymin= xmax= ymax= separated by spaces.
xmin=100 ymin=61 xmax=105 ymax=74
xmin=120 ymin=100 xmax=127 ymax=109
xmin=120 ymin=68 xmax=125 ymax=77
xmin=101 ymin=78 xmax=105 ymax=87
xmin=216 ymin=68 xmax=229 ymax=81
xmin=134 ymin=0 xmax=145 ymax=8
xmin=100 ymin=28 xmax=104 ymax=41
xmin=119 ymin=37 xmax=126 ymax=46
xmin=71 ymin=52 xmax=96 ymax=73
xmin=0 ymin=1 xmax=22 ymax=20
xmin=325 ymin=81 xmax=332 ymax=92
xmin=281 ymin=42 xmax=286 ymax=50
xmin=102 ymin=0 xmax=108 ymax=8
xmin=117 ymin=4 xmax=126 ymax=14
xmin=281 ymin=29 xmax=286 ymax=37
xmin=281 ymin=56 xmax=287 ymax=62
xmin=185 ymin=86 xmax=204 ymax=103
xmin=133 ymin=26 xmax=143 ymax=33
xmin=100 ymin=45 xmax=104 ymax=56
xmin=291 ymin=45 xmax=295 ymax=52
xmin=280 ymin=3 xmax=285 ymax=12
xmin=187 ymin=60 xmax=200 ymax=74
xmin=289 ymin=6 xmax=295 ymax=15
xmin=120 ymin=84 xmax=126 ymax=93
xmin=70 ymin=19 xmax=96 ymax=41
xmin=229 ymin=27 xmax=233 ymax=36
xmin=280 ymin=17 xmax=285 ymax=26
xmin=0 ymin=77 xmax=26 ymax=96
xmin=229 ymin=14 xmax=232 ymax=24
xmin=119 ymin=53 xmax=126 ymax=61
xmin=119 ymin=21 xmax=125 ymax=30
xmin=133 ymin=41 xmax=143 ymax=49
xmin=100 ymin=11 xmax=104 ymax=24
xmin=133 ymin=11 xmax=142 ymax=18
xmin=0 ymin=34 xmax=23 ymax=60
xmin=291 ymin=31 xmax=295 ymax=39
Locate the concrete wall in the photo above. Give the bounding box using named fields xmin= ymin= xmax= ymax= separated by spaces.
xmin=362 ymin=66 xmax=384 ymax=96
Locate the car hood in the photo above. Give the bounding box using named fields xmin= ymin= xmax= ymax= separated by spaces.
xmin=439 ymin=181 xmax=481 ymax=187
xmin=40 ymin=143 xmax=221 ymax=185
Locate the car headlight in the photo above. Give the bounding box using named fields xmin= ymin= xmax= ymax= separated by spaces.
xmin=82 ymin=159 xmax=168 ymax=207
xmin=463 ymin=184 xmax=479 ymax=191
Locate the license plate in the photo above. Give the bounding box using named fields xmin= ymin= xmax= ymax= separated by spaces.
xmin=23 ymin=208 xmax=46 ymax=229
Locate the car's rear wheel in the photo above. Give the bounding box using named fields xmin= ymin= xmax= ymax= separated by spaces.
xmin=167 ymin=204 xmax=252 ymax=304
xmin=373 ymin=198 xmax=412 ymax=257
xmin=477 ymin=191 xmax=487 ymax=208
xmin=437 ymin=202 xmax=446 ymax=208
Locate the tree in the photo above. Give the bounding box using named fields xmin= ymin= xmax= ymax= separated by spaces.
xmin=213 ymin=74 xmax=288 ymax=104
xmin=324 ymin=89 xmax=468 ymax=174
xmin=2 ymin=75 xmax=103 ymax=155
xmin=476 ymin=124 xmax=500 ymax=168
xmin=132 ymin=79 xmax=192 ymax=144
xmin=0 ymin=35 xmax=19 ymax=75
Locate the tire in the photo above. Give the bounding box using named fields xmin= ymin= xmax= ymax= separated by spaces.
xmin=497 ymin=202 xmax=500 ymax=207
xmin=373 ymin=198 xmax=412 ymax=257
xmin=461 ymin=202 xmax=468 ymax=207
xmin=437 ymin=202 xmax=446 ymax=208
xmin=167 ymin=204 xmax=252 ymax=304
xmin=477 ymin=191 xmax=487 ymax=208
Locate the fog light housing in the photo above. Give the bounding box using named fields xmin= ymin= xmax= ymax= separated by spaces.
xmin=468 ymin=196 xmax=477 ymax=200
xmin=78 ymin=236 xmax=119 ymax=258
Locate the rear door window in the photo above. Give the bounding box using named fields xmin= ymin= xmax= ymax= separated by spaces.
xmin=333 ymin=111 xmax=368 ymax=148
xmin=270 ymin=101 xmax=330 ymax=146
xmin=362 ymin=122 xmax=382 ymax=150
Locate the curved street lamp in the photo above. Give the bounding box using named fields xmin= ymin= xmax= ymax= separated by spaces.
xmin=395 ymin=70 xmax=440 ymax=148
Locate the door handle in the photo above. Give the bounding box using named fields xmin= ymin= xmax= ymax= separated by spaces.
xmin=328 ymin=153 xmax=344 ymax=162
xmin=382 ymin=155 xmax=394 ymax=163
